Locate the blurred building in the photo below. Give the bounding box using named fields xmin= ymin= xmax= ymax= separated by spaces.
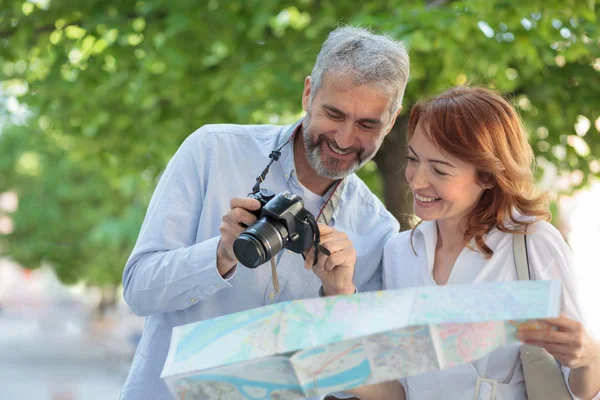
xmin=0 ymin=258 xmax=143 ymax=399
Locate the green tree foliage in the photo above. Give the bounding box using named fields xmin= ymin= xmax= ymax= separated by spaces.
xmin=0 ymin=0 xmax=598 ymax=285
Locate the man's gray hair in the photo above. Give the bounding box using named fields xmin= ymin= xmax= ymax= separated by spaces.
xmin=309 ymin=26 xmax=410 ymax=117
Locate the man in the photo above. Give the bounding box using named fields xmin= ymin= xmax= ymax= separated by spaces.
xmin=120 ymin=26 xmax=410 ymax=399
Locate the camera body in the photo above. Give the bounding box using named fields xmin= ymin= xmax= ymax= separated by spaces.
xmin=247 ymin=189 xmax=276 ymax=218
xmin=233 ymin=190 xmax=317 ymax=268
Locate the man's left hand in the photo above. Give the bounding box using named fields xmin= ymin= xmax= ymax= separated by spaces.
xmin=304 ymin=223 xmax=356 ymax=296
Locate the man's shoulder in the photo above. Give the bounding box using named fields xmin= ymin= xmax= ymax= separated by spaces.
xmin=193 ymin=123 xmax=284 ymax=140
xmin=343 ymin=174 xmax=397 ymax=222
xmin=184 ymin=123 xmax=287 ymax=150
xmin=336 ymin=175 xmax=400 ymax=237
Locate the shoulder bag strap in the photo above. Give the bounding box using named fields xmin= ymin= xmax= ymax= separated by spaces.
xmin=513 ymin=226 xmax=572 ymax=400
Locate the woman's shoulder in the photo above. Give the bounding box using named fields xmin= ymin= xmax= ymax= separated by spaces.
xmin=497 ymin=218 xmax=572 ymax=262
xmin=501 ymin=213 xmax=563 ymax=242
xmin=526 ymin=220 xmax=571 ymax=255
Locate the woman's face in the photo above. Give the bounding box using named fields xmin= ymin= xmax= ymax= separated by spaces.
xmin=405 ymin=121 xmax=489 ymax=228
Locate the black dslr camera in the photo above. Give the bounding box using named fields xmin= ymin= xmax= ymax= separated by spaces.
xmin=233 ymin=189 xmax=321 ymax=268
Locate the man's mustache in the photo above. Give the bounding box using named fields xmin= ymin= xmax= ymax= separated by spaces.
xmin=314 ymin=135 xmax=363 ymax=158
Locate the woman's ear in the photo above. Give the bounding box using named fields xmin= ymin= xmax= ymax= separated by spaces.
xmin=478 ymin=172 xmax=496 ymax=190
xmin=483 ymin=181 xmax=495 ymax=190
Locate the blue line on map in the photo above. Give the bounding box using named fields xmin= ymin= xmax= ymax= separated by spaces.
xmin=296 ymin=347 xmax=326 ymax=360
xmin=185 ymin=374 xmax=303 ymax=399
xmin=174 ymin=306 xmax=283 ymax=362
xmin=302 ymin=359 xmax=371 ymax=390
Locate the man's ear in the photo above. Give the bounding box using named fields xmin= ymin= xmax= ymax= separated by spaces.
xmin=385 ymin=106 xmax=403 ymax=136
xmin=302 ymin=76 xmax=311 ymax=112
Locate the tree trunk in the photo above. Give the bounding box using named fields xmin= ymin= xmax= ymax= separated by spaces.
xmin=374 ymin=114 xmax=415 ymax=232
xmin=97 ymin=284 xmax=118 ymax=316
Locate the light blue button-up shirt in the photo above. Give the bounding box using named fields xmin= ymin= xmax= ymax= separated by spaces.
xmin=120 ymin=121 xmax=400 ymax=399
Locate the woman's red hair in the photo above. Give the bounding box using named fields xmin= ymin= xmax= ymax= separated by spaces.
xmin=408 ymin=86 xmax=550 ymax=257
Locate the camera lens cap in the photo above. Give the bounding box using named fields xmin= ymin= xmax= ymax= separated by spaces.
xmin=233 ymin=234 xmax=267 ymax=268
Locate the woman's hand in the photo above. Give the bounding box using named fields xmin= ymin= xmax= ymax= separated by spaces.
xmin=345 ymin=381 xmax=406 ymax=400
xmin=516 ymin=315 xmax=600 ymax=370
xmin=517 ymin=314 xmax=600 ymax=399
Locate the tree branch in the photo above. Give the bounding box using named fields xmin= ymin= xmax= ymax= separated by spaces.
xmin=425 ymin=0 xmax=451 ymax=8
xmin=0 ymin=11 xmax=167 ymax=39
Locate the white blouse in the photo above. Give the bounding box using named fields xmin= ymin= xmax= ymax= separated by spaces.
xmin=383 ymin=219 xmax=600 ymax=400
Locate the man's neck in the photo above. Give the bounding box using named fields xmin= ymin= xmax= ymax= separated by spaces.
xmin=293 ymin=132 xmax=337 ymax=196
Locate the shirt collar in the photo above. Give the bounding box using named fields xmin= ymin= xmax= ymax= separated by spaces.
xmin=278 ymin=118 xmax=348 ymax=188
xmin=277 ymin=118 xmax=348 ymax=225
xmin=278 ymin=119 xmax=302 ymax=183
xmin=414 ymin=219 xmax=437 ymax=240
xmin=413 ymin=212 xmax=533 ymax=266
xmin=414 ymin=220 xmax=438 ymax=272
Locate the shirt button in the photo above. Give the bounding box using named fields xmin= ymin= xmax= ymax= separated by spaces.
xmin=268 ymin=291 xmax=275 ymax=300
xmin=215 ymin=284 xmax=221 ymax=288
xmin=190 ymin=298 xmax=197 ymax=304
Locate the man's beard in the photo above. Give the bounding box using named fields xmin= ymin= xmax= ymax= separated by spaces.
xmin=302 ymin=115 xmax=378 ymax=180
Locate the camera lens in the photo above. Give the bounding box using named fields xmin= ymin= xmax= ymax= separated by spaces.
xmin=233 ymin=219 xmax=288 ymax=268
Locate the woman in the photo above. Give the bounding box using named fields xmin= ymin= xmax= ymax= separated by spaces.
xmin=353 ymin=87 xmax=600 ymax=399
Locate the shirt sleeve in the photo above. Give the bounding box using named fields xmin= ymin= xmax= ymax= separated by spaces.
xmin=382 ymin=235 xmax=397 ymax=291
xmin=382 ymin=230 xmax=415 ymax=291
xmin=527 ymin=223 xmax=600 ymax=400
xmin=362 ymin=216 xmax=400 ymax=293
xmin=561 ymin=368 xmax=600 ymax=400
xmin=122 ymin=128 xmax=234 ymax=317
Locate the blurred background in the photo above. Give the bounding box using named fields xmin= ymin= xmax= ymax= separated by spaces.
xmin=0 ymin=0 xmax=599 ymax=398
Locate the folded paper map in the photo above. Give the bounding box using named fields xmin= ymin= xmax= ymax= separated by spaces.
xmin=161 ymin=280 xmax=561 ymax=399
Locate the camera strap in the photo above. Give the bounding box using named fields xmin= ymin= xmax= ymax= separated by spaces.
xmin=257 ymin=119 xmax=345 ymax=225
xmin=316 ymin=179 xmax=344 ymax=225
xmin=260 ymin=120 xmax=346 ymax=278
xmin=251 ymin=120 xmax=302 ymax=194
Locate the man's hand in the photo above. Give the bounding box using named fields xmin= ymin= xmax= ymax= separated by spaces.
xmin=304 ymin=223 xmax=356 ymax=296
xmin=217 ymin=197 xmax=261 ymax=276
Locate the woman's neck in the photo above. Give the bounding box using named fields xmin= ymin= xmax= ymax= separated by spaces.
xmin=435 ymin=218 xmax=466 ymax=251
